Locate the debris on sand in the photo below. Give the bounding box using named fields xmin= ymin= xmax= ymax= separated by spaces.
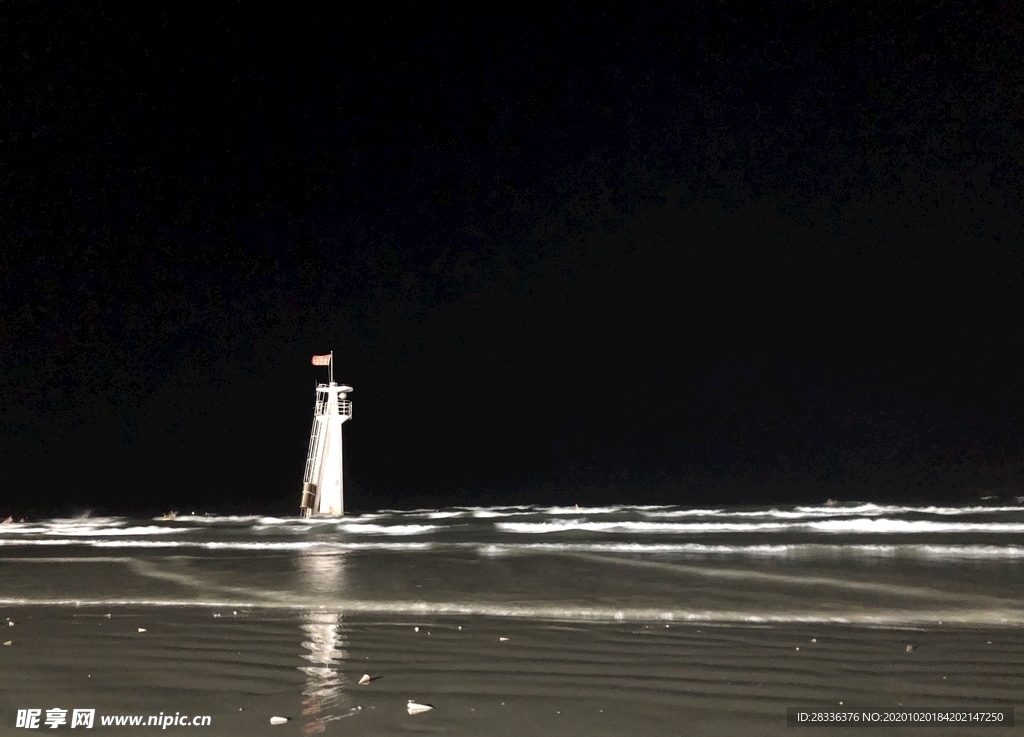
xmin=2 ymin=640 xmax=11 ymax=647
xmin=269 ymin=716 xmax=290 ymax=725
xmin=905 ymin=644 xmax=916 ymax=652
xmin=407 ymin=701 xmax=433 ymax=715
xmin=499 ymin=637 xmax=509 ymax=642
xmin=138 ymin=628 xmax=147 ymax=633
xmin=358 ymin=674 xmax=371 ymax=685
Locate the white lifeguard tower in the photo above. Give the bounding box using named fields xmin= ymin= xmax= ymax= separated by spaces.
xmin=299 ymin=352 xmax=352 ymax=518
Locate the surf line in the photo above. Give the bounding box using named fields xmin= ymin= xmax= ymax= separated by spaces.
xmin=0 ymin=557 xmax=296 ymax=607
xmin=544 ymin=550 xmax=1024 ymax=607
xmin=0 ymin=598 xmax=1022 ymax=626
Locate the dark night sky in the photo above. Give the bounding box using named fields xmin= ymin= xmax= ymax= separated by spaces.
xmin=3 ymin=1 xmax=1024 ymax=516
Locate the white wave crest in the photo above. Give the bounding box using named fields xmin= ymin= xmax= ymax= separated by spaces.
xmin=496 ymin=518 xmax=1024 ymax=534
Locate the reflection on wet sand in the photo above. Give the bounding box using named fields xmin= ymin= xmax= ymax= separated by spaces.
xmin=297 ymin=553 xmax=351 ymax=735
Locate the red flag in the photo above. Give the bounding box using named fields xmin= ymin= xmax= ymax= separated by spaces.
xmin=311 ymin=354 xmax=331 ymax=366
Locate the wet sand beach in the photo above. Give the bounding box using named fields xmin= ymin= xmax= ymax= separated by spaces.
xmin=0 ymin=606 xmax=1021 ymax=736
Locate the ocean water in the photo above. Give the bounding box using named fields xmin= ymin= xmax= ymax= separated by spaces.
xmin=1 ymin=502 xmax=1022 ymax=625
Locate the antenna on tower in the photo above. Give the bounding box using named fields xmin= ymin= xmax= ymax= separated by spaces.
xmin=300 ymin=353 xmax=352 ymax=518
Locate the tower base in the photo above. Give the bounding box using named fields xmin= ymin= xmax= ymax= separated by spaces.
xmin=299 ymin=482 xmax=317 ymax=518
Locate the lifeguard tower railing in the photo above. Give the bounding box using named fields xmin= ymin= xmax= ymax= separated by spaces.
xmin=312 ymin=390 xmax=353 ymax=419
